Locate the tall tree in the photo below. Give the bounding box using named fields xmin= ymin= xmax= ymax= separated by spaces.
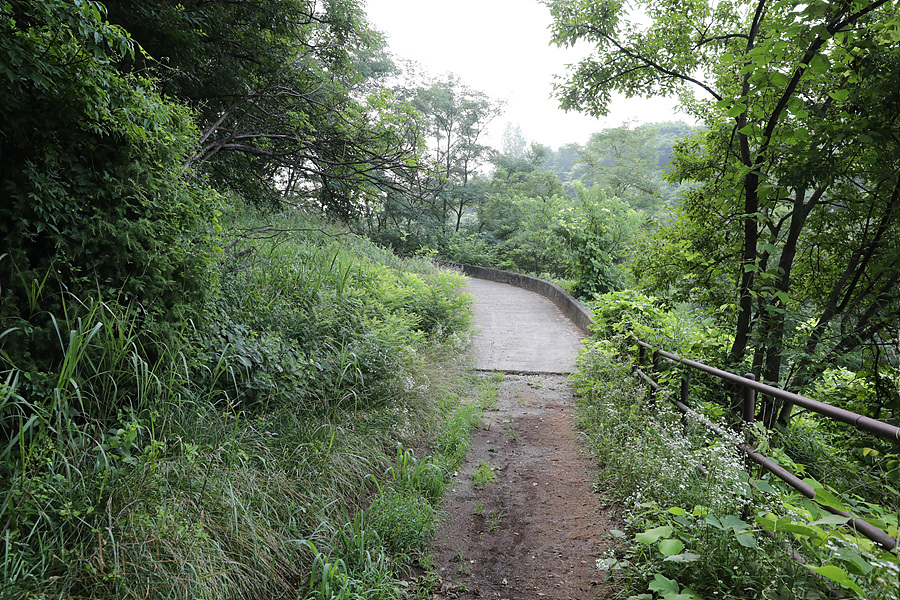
xmin=546 ymin=0 xmax=900 ymax=421
xmin=412 ymin=75 xmax=503 ymax=233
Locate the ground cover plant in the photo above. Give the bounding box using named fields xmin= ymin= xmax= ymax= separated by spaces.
xmin=0 ymin=203 xmax=479 ymax=600
xmin=575 ymin=299 xmax=899 ymax=600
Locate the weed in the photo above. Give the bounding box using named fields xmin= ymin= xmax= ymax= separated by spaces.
xmin=473 ymin=500 xmax=483 ymax=516
xmin=472 ymin=461 xmax=497 ymax=488
xmin=488 ymin=508 xmax=508 ymax=531
xmin=477 ymin=378 xmax=500 ymax=410
xmin=574 ymin=345 xmax=900 ymax=600
xmin=0 ymin=208 xmax=475 ymax=600
xmin=367 ymin=489 xmax=437 ymax=556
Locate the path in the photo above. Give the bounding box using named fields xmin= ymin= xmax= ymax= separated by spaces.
xmin=428 ymin=278 xmax=619 ymax=600
xmin=466 ymin=278 xmax=584 ymax=374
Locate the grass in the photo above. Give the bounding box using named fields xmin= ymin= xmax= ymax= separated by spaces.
xmin=471 ymin=460 xmax=498 ymax=488
xmin=477 ymin=376 xmax=500 ymax=410
xmin=0 ymin=206 xmax=480 ymax=600
xmin=487 ymin=508 xmax=508 ymax=532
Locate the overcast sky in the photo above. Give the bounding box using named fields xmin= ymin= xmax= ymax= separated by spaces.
xmin=363 ymin=0 xmax=691 ymax=151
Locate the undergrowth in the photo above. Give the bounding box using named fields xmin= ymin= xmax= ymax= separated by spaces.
xmin=0 ymin=206 xmax=478 ymax=599
xmin=575 ymin=340 xmax=899 ymax=600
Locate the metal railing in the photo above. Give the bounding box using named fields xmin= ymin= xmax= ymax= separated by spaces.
xmin=631 ymin=335 xmax=899 ymax=552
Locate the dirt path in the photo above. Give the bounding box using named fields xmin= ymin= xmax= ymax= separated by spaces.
xmin=428 ymin=279 xmax=620 ymax=600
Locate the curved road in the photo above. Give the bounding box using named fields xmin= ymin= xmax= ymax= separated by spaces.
xmin=465 ymin=277 xmax=585 ymax=374
xmin=434 ymin=277 xmax=612 ymax=600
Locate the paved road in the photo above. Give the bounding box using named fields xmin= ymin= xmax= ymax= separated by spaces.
xmin=465 ymin=278 xmax=585 ymax=374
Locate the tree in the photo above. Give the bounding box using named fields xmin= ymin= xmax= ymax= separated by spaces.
xmin=0 ymin=0 xmax=217 ymax=336
xmin=546 ymin=0 xmax=900 ymax=422
xmin=575 ymin=124 xmax=663 ymax=211
xmin=103 ymin=0 xmax=419 ymax=219
xmin=412 ymin=75 xmax=503 ymax=233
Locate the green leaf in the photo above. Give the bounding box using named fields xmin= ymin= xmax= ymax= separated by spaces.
xmin=726 ymin=104 xmax=746 ymax=118
xmin=659 ymin=538 xmax=684 ymax=556
xmin=805 ymin=565 xmax=865 ymax=596
xmin=664 ymin=552 xmax=702 ymax=563
xmin=735 ymin=531 xmax=757 ymax=548
xmin=636 ymin=525 xmax=673 ymax=545
xmin=829 ymin=89 xmax=850 ymax=103
xmin=753 ymin=480 xmax=775 ymax=494
xmin=812 ymin=488 xmax=848 ymax=513
xmin=809 ymin=515 xmax=850 ymax=527
xmin=833 ymin=549 xmax=874 ymax=576
xmin=648 ymin=573 xmax=680 ymax=596
xmin=722 ymin=515 xmax=751 ymax=532
xmin=705 ymin=515 xmax=724 ymax=529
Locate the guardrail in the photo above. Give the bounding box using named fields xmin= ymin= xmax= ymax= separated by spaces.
xmin=437 ymin=260 xmax=899 ymax=552
xmin=631 ymin=335 xmax=899 ymax=552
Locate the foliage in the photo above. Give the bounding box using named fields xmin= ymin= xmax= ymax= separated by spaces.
xmin=574 ymin=344 xmax=899 ymax=600
xmin=103 ymin=0 xmax=418 ymax=218
xmin=0 ymin=206 xmax=475 ymax=599
xmin=546 ymin=0 xmax=900 ymax=425
xmin=471 ymin=460 xmax=498 ymax=488
xmin=0 ymin=0 xmax=219 ymax=336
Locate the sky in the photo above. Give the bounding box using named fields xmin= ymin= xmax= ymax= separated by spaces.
xmin=363 ymin=0 xmax=691 ymax=151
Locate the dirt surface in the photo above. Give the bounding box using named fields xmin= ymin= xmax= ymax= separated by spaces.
xmin=430 ymin=373 xmax=621 ymax=600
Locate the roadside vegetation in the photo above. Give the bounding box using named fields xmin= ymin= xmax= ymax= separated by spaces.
xmin=1 ymin=202 xmax=483 ymax=599
xmin=3 ymin=0 xmax=899 ymax=599
xmin=575 ymin=294 xmax=899 ymax=600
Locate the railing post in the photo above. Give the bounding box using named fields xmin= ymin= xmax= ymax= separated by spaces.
xmin=742 ymin=373 xmax=756 ymax=424
xmin=650 ymin=350 xmax=660 ymax=402
xmin=679 ymin=369 xmax=691 ymax=432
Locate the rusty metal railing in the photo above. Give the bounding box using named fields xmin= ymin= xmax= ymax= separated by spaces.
xmin=631 ymin=335 xmax=899 ymax=552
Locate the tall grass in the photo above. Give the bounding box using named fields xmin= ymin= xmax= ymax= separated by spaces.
xmin=0 ymin=206 xmax=476 ymax=599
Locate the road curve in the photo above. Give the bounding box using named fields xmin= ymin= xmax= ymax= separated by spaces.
xmin=465 ymin=277 xmax=585 ymax=374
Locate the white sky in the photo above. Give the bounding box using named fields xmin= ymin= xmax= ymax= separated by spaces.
xmin=363 ymin=0 xmax=690 ymax=150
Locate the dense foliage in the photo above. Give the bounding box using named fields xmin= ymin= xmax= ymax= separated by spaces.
xmin=547 ymin=0 xmax=900 ymax=417
xmin=3 ymin=0 xmax=898 ymax=597
xmin=0 ymin=205 xmax=476 ymax=598
xmin=575 ymin=339 xmax=899 ymax=600
xmin=0 ymin=2 xmax=481 ymax=598
xmin=543 ymin=1 xmax=900 ymax=597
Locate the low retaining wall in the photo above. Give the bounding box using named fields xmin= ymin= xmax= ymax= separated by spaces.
xmin=435 ymin=260 xmax=595 ymax=337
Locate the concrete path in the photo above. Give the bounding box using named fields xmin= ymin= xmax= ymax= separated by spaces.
xmin=465 ymin=278 xmax=585 ymax=374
